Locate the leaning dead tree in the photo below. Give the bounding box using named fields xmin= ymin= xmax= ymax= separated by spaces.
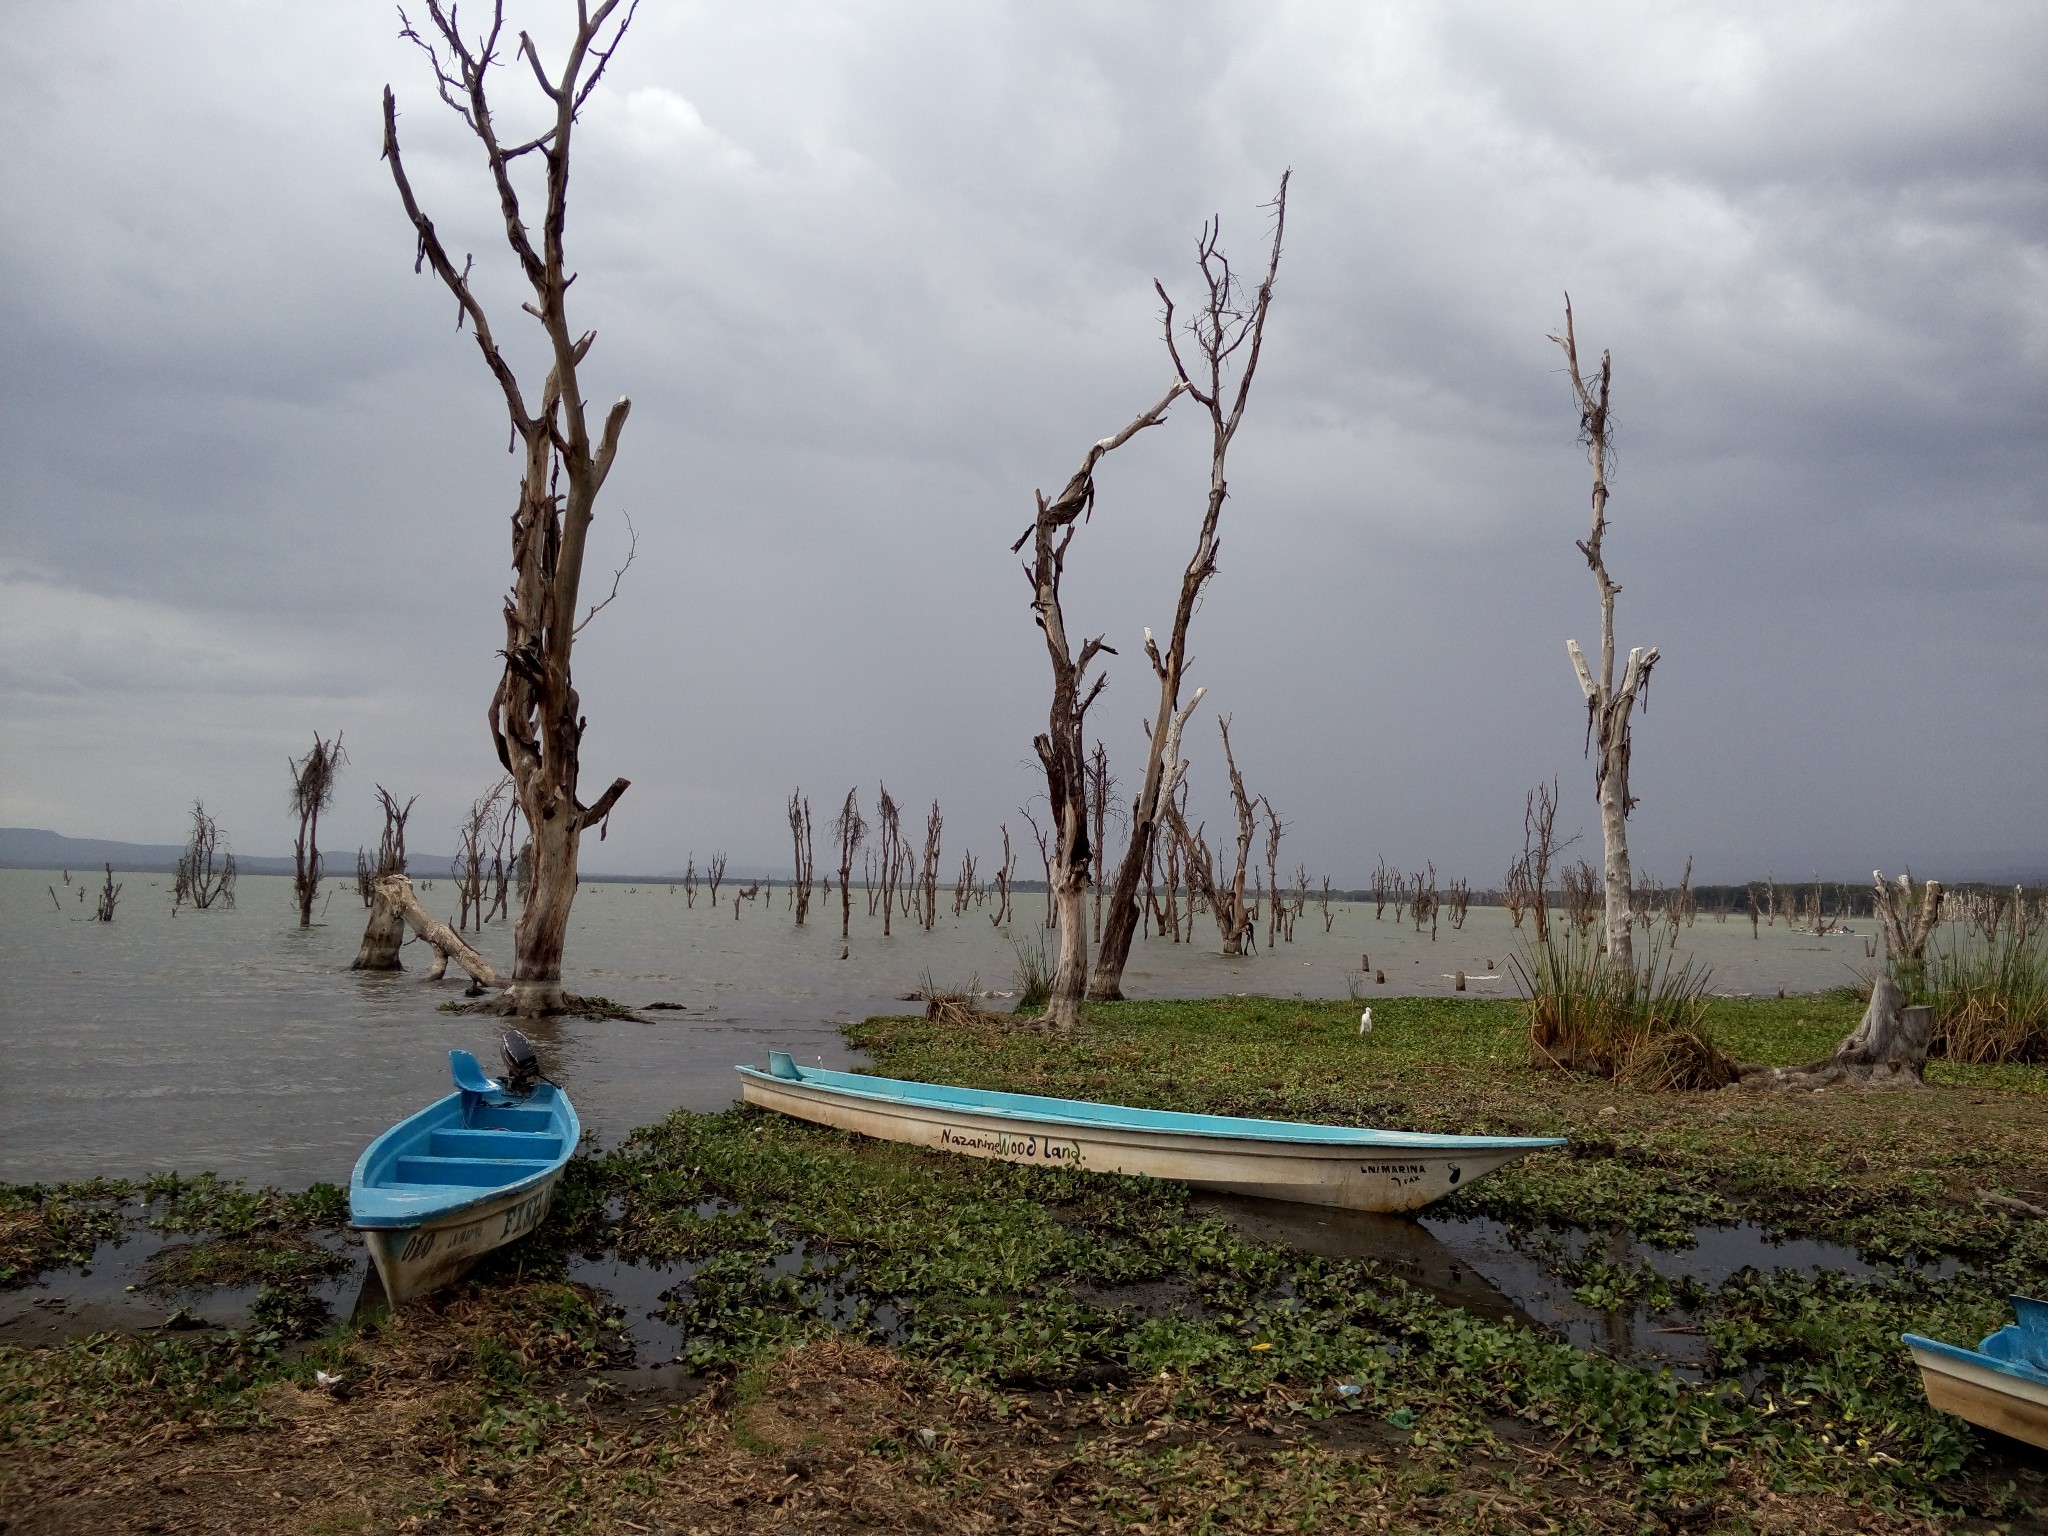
xmin=1016 ymin=382 xmax=1187 ymax=1026
xmin=1092 ymin=172 xmax=1289 ymax=1002
xmin=1553 ymin=299 xmax=1657 ymax=972
xmin=383 ymin=0 xmax=637 ymax=1013
xmin=288 ymin=732 xmax=346 ymax=927
xmin=353 ymin=786 xmax=417 ymax=969
xmin=831 ymin=789 xmax=864 ymax=941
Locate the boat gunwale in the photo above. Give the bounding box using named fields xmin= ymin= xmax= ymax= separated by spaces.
xmin=350 ymin=1082 xmax=579 ymax=1231
xmin=1904 ymin=1332 xmax=2048 ymax=1395
xmin=736 ymin=1063 xmax=1566 ymax=1152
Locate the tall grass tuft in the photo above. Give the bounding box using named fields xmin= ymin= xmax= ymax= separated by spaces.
xmin=1926 ymin=926 xmax=2048 ymax=1063
xmin=1515 ymin=931 xmax=1735 ymax=1090
xmin=1010 ymin=934 xmax=1051 ymax=1013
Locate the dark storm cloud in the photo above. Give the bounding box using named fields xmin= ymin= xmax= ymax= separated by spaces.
xmin=3 ymin=2 xmax=2042 ymax=883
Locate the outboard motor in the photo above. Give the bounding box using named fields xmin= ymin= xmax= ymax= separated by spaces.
xmin=500 ymin=1029 xmax=543 ymax=1095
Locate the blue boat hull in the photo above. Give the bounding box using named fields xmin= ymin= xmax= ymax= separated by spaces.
xmin=1904 ymin=1297 xmax=2048 ymax=1450
xmin=350 ymin=1056 xmax=578 ymax=1305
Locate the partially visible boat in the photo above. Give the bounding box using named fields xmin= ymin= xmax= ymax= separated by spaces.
xmin=1904 ymin=1296 xmax=2048 ymax=1450
xmin=351 ymin=1034 xmax=578 ymax=1305
xmin=736 ymin=1052 xmax=1563 ymax=1212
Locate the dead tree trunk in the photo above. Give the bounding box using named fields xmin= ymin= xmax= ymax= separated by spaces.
xmin=1873 ymin=870 xmax=1945 ymax=994
xmin=1741 ymin=975 xmax=1934 ymax=1090
xmin=383 ymin=1 xmax=637 ymax=1014
xmin=788 ymin=790 xmax=814 ymax=926
xmin=991 ymin=824 xmax=1015 ymax=928
xmin=874 ymin=788 xmax=900 ymax=937
xmin=918 ymin=800 xmax=942 ymax=931
xmin=832 ymin=789 xmax=865 ymax=941
xmin=288 ymin=733 xmax=345 ymax=928
xmin=352 ymin=786 xmax=415 ymax=970
xmin=1091 ymin=174 xmax=1290 ymax=1002
xmin=706 ymin=852 xmax=726 ymax=909
xmin=1553 ymin=300 xmax=1657 ymax=971
xmin=373 ymin=874 xmax=505 ymax=989
xmin=1016 ymin=384 xmax=1186 ymax=1027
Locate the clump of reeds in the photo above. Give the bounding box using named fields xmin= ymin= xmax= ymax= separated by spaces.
xmin=1010 ymin=935 xmax=1052 ymax=1013
xmin=1926 ymin=925 xmax=2048 ymax=1064
xmin=1515 ymin=932 xmax=1735 ymax=1091
xmin=919 ymin=970 xmax=1003 ymax=1032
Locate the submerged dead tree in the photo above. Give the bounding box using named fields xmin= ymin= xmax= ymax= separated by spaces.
xmin=831 ymin=789 xmax=864 ymax=941
xmin=353 ymin=786 xmax=417 ymax=970
xmin=788 ymin=790 xmax=814 ymax=927
xmin=173 ymin=801 xmax=237 ymax=911
xmin=1091 ymin=173 xmax=1289 ymax=1002
xmin=1016 ymin=383 xmax=1187 ymax=1027
xmin=383 ymin=0 xmax=638 ymax=1013
xmin=288 ymin=732 xmax=346 ymax=927
xmin=1553 ymin=299 xmax=1658 ymax=971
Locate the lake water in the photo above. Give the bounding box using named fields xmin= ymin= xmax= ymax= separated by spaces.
xmin=0 ymin=868 xmax=1875 ymax=1188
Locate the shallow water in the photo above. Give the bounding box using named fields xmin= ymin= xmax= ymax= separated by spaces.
xmin=0 ymin=868 xmax=1873 ymax=1188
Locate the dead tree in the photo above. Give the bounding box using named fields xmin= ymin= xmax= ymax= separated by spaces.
xmin=872 ymin=787 xmax=902 ymax=936
xmin=1447 ymin=877 xmax=1472 ymax=931
xmin=373 ymin=873 xmax=503 ymax=988
xmin=683 ymin=854 xmax=698 ymax=909
xmin=1554 ymin=299 xmax=1658 ymax=971
xmin=352 ymin=786 xmax=416 ymax=969
xmin=1561 ymin=859 xmax=1602 ymax=937
xmin=1518 ymin=780 xmax=1565 ymax=946
xmin=1372 ymin=857 xmax=1391 ymax=921
xmin=1086 ymin=740 xmax=1120 ymax=942
xmin=1174 ymin=715 xmax=1258 ymax=957
xmin=383 ymin=0 xmax=638 ymax=1013
xmin=1410 ymin=864 xmax=1438 ymax=940
xmin=288 ymin=732 xmax=346 ymax=927
xmin=918 ymin=800 xmax=942 ymax=931
xmin=1873 ymin=870 xmax=1944 ymax=993
xmin=1318 ymin=873 xmax=1334 ymax=933
xmin=990 ymin=825 xmax=1015 ymax=928
xmin=788 ymin=790 xmax=815 ymax=926
xmin=485 ymin=793 xmax=521 ymax=923
xmin=1020 ymin=804 xmax=1054 ymax=929
xmin=95 ymin=864 xmax=122 ymax=923
xmin=1091 ymin=173 xmax=1290 ymax=1002
xmin=706 ymin=852 xmax=727 ymax=909
xmin=173 ymin=801 xmax=237 ymax=911
xmin=832 ymin=789 xmax=865 ymax=941
xmin=1741 ymin=975 xmax=1935 ymax=1091
xmin=453 ymin=777 xmax=513 ymax=930
xmin=1261 ymin=797 xmax=1285 ymax=949
xmin=1015 ymin=383 xmax=1186 ymax=1027
xmin=952 ymin=848 xmax=978 ymax=917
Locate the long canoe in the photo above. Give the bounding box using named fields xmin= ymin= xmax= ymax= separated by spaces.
xmin=350 ymin=1048 xmax=578 ymax=1305
xmin=736 ymin=1052 xmax=1563 ymax=1212
xmin=1904 ymin=1297 xmax=2048 ymax=1450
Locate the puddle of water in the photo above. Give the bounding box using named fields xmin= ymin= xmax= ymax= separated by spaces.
xmin=0 ymin=1225 xmax=368 ymax=1348
xmin=1192 ymin=1193 xmax=1535 ymax=1329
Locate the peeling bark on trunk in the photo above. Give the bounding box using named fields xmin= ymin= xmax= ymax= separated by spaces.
xmin=351 ymin=891 xmax=406 ymax=971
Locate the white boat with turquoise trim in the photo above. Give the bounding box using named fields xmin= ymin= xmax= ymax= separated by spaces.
xmin=351 ymin=1040 xmax=578 ymax=1305
xmin=737 ymin=1053 xmax=1563 ymax=1212
xmin=1904 ymin=1296 xmax=2048 ymax=1451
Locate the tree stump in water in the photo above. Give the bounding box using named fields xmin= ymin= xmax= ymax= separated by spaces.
xmin=350 ymin=888 xmax=406 ymax=971
xmin=1738 ymin=976 xmax=1932 ymax=1090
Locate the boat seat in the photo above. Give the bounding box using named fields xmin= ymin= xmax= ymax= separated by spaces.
xmin=430 ymin=1128 xmax=562 ymax=1160
xmin=467 ymin=1104 xmax=553 ymax=1131
xmin=450 ymin=1050 xmax=500 ymax=1095
xmin=392 ymin=1155 xmax=554 ymax=1187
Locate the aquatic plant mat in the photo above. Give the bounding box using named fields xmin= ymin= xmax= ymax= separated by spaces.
xmin=6 ymin=994 xmax=2046 ymax=1532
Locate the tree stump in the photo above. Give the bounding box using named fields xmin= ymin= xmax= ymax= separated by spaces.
xmin=350 ymin=889 xmax=406 ymax=971
xmin=1737 ymin=975 xmax=1933 ymax=1090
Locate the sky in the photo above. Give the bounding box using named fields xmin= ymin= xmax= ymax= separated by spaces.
xmin=2 ymin=1 xmax=2043 ymax=886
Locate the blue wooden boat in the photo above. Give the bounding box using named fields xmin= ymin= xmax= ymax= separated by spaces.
xmin=350 ymin=1039 xmax=578 ymax=1305
xmin=737 ymin=1053 xmax=1564 ymax=1212
xmin=1904 ymin=1296 xmax=2048 ymax=1450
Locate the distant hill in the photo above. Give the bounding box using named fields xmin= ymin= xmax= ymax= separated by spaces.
xmin=4 ymin=827 xmax=346 ymax=878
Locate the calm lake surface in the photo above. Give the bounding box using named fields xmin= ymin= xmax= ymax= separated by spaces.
xmin=0 ymin=868 xmax=1875 ymax=1188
